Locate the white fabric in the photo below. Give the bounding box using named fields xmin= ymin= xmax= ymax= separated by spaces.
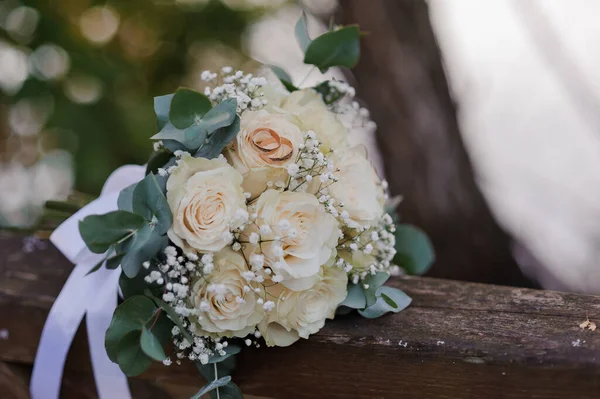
xmin=31 ymin=165 xmax=146 ymax=399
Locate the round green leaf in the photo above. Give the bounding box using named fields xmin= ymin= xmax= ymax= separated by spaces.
xmin=146 ymin=150 xmax=174 ymax=176
xmin=358 ymin=286 xmax=412 ymax=319
xmin=154 ymin=93 xmax=174 ymax=131
xmin=140 ymin=326 xmax=167 ymax=361
xmin=295 ymin=11 xmax=312 ymax=53
xmin=394 ymin=224 xmax=435 ymax=275
xmin=304 ymin=25 xmax=361 ymax=73
xmin=79 ymin=210 xmax=146 ymax=254
xmin=120 ymin=224 xmax=168 ymax=278
xmin=363 ymin=272 xmax=390 ymax=307
xmin=339 ymin=282 xmax=366 ymax=310
xmin=132 ymin=172 xmax=172 ymax=234
xmin=191 ymin=376 xmax=232 ymax=399
xmin=195 ymin=115 xmax=240 ymax=160
xmin=116 ymin=330 xmax=153 ymax=376
xmin=169 ymin=88 xmax=212 ymax=129
xmin=106 ymin=296 xmax=157 ymax=362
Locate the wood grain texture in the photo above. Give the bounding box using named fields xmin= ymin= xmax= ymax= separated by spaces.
xmin=339 ymin=0 xmax=532 ymax=287
xmin=1 ymin=232 xmax=599 ymax=398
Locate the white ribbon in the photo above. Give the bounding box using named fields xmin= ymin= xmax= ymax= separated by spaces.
xmin=31 ymin=165 xmax=146 ymax=399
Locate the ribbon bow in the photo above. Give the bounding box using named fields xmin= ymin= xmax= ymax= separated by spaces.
xmin=31 ymin=165 xmax=146 ymax=399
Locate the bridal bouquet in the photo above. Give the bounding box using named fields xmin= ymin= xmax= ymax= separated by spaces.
xmin=73 ymin=14 xmax=430 ymax=398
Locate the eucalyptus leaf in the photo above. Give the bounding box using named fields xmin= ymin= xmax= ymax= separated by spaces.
xmin=79 ymin=211 xmax=146 ymax=254
xmin=146 ymin=150 xmax=174 ymax=176
xmin=394 ymin=224 xmax=435 ymax=275
xmin=339 ymin=282 xmax=366 ymax=310
xmin=184 ymin=98 xmax=237 ymax=144
xmin=295 ymin=11 xmax=311 ymax=52
xmin=169 ymin=88 xmax=212 ymax=129
xmin=269 ymin=65 xmax=298 ymax=92
xmin=86 ymin=253 xmax=110 ymax=276
xmin=195 ymin=115 xmax=240 ymax=159
xmin=197 ymin=355 xmax=237 ymax=381
xmin=314 ymin=80 xmax=345 ymax=105
xmin=207 ymin=344 xmax=241 ymax=364
xmin=132 ymin=173 xmax=172 ymax=234
xmin=146 ymin=290 xmax=195 ymax=344
xmin=191 ymin=376 xmax=232 ymax=399
xmin=358 ymin=286 xmax=411 ymax=319
xmin=106 ymin=253 xmax=125 ymax=270
xmin=116 ymin=330 xmax=153 ymax=376
xmin=209 ymin=381 xmax=243 ymax=399
xmin=120 ymin=224 xmax=168 ymax=278
xmin=140 ymin=326 xmax=167 ymax=361
xmin=117 ymin=183 xmax=137 ymax=212
xmin=105 ymin=296 xmax=157 ymax=362
xmin=154 ymin=93 xmax=174 ymax=131
xmin=363 ymin=272 xmax=390 ymax=307
xmin=151 ymin=121 xmax=188 ymax=144
xmin=304 ymin=25 xmax=361 ymax=73
xmin=151 ymin=311 xmax=175 ymax=347
xmin=161 ymin=138 xmax=188 ymax=153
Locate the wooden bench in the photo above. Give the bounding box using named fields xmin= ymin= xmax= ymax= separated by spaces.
xmin=1 ymin=231 xmax=599 ymax=398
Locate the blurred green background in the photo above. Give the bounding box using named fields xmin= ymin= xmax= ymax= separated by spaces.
xmin=0 ymin=0 xmax=299 ymax=226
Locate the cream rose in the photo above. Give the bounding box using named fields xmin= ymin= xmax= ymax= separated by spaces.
xmin=281 ymin=88 xmax=348 ymax=153
xmin=249 ymin=190 xmax=339 ymax=290
xmin=259 ymin=265 xmax=348 ymax=347
xmin=166 ymin=155 xmax=246 ymax=253
xmin=225 ymin=110 xmax=303 ymax=199
xmin=190 ymin=249 xmax=263 ymax=337
xmin=328 ymin=146 xmax=383 ymax=228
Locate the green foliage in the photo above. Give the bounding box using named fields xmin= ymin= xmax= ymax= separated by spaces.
xmin=120 ymin=223 xmax=168 ymax=277
xmin=358 ymin=286 xmax=412 ymax=319
xmin=339 ymin=281 xmax=367 ymax=309
xmin=132 ymin=173 xmax=172 ymax=234
xmin=79 ymin=211 xmax=146 ymax=254
xmin=191 ymin=376 xmax=232 ymax=399
xmin=106 ymin=253 xmax=125 ymax=270
xmin=117 ymin=183 xmax=137 ymax=213
xmin=197 ymin=357 xmax=243 ymax=399
xmin=146 ymin=290 xmax=195 ymax=344
xmin=105 ymin=296 xmax=157 ymax=363
xmin=394 ymin=224 xmax=435 ymax=275
xmin=169 ymin=88 xmax=213 ymax=129
xmin=269 ymin=65 xmax=298 ymax=92
xmin=339 ymin=272 xmax=411 ymax=319
xmin=140 ymin=326 xmax=167 ymax=361
xmin=146 ymin=150 xmax=174 ymax=176
xmin=206 ymin=344 xmax=241 ymax=364
xmin=154 ymin=93 xmax=174 ymax=131
xmin=105 ymin=295 xmax=173 ymax=375
xmin=152 ymin=95 xmax=239 ymax=153
xmin=195 ymin=115 xmax=241 ymax=159
xmin=295 ymin=11 xmax=312 ymax=53
xmin=363 ymin=272 xmax=390 ymax=307
xmin=304 ymin=26 xmax=361 ymax=73
xmin=314 ymin=80 xmax=346 ymax=105
xmin=116 ymin=330 xmax=153 ymax=376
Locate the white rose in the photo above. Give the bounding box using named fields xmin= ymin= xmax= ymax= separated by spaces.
xmin=190 ymin=249 xmax=264 ymax=337
xmin=225 ymin=110 xmax=304 ymax=198
xmin=248 ymin=190 xmax=339 ymax=290
xmin=166 ymin=155 xmax=246 ymax=253
xmin=259 ymin=265 xmax=348 ymax=347
xmin=328 ymin=146 xmax=384 ymax=228
xmin=281 ymin=88 xmax=348 ymax=153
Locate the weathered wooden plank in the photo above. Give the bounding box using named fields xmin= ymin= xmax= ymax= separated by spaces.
xmin=1 ymin=232 xmax=599 ymax=398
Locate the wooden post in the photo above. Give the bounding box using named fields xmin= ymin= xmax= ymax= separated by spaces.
xmin=339 ymin=0 xmax=532 ymax=287
xmin=1 ymin=232 xmax=599 ymax=398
